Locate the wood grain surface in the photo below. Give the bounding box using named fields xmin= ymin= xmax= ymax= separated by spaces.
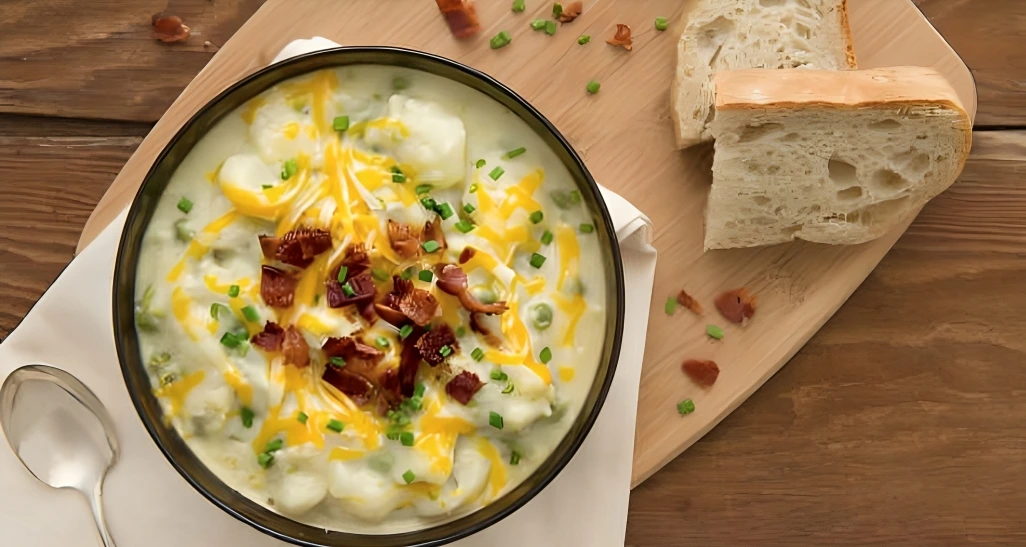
xmin=1 ymin=1 xmax=1025 ymax=545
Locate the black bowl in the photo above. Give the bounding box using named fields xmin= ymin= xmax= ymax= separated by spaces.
xmin=112 ymin=46 xmax=625 ymax=547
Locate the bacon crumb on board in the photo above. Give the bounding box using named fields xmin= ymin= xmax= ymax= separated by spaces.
xmin=152 ymin=13 xmax=190 ymax=43
xmin=558 ymin=1 xmax=583 ymax=22
xmin=715 ymin=288 xmax=757 ymax=325
xmin=606 ymin=23 xmax=633 ymax=50
xmin=682 ymin=359 xmax=719 ymax=387
xmin=676 ymin=290 xmax=703 ymax=315
xmin=435 ymin=0 xmax=482 ymax=39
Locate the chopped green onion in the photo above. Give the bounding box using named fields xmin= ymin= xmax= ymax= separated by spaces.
xmin=220 ymin=332 xmax=243 ymax=349
xmin=471 ymin=347 xmax=485 ymax=361
xmin=261 ymin=184 xmax=274 ymax=190
xmin=677 ymin=399 xmax=696 ymax=415
xmin=400 ymin=431 xmax=415 ymax=447
xmin=578 ymin=34 xmax=591 ymax=45
xmin=706 ymin=324 xmax=725 ymax=340
xmin=579 ymin=223 xmax=595 ymax=233
xmin=401 ymin=267 xmax=415 ymax=280
xmin=529 ymin=253 xmax=547 ymax=269
xmin=490 ymin=31 xmax=513 ymax=49
xmin=455 ymin=220 xmax=475 ymax=233
xmin=375 ymin=336 xmax=390 ymax=349
xmin=210 ymin=302 xmax=231 ymax=320
xmin=489 ymin=166 xmax=505 ymax=180
xmin=386 ymin=428 xmax=402 ymax=441
xmin=392 ymin=76 xmax=410 ymax=91
xmin=510 ymin=451 xmax=522 ymax=465
xmin=297 ymin=411 xmax=308 ymax=424
xmin=371 ymin=268 xmax=390 ymax=282
xmin=664 ymin=297 xmax=678 ymax=315
xmin=529 ymin=210 xmax=544 ymax=224
xmin=415 ymin=183 xmax=433 ymax=195
xmin=327 ymin=419 xmax=345 ymax=433
xmin=241 ymin=305 xmax=260 ymax=322
xmin=400 ymin=324 xmax=414 ymax=340
xmin=177 ymin=197 xmax=193 ymax=214
xmin=544 ymin=20 xmax=557 ymax=35
xmin=264 ymin=438 xmax=284 ymax=453
xmin=456 ymin=326 xmax=466 ymax=337
xmin=512 ymin=0 xmax=526 ymax=12
xmin=570 ymin=190 xmax=582 ymax=204
xmin=550 ymin=189 xmax=582 ymax=209
xmin=552 ymin=2 xmax=563 ymax=18
xmin=463 ymin=203 xmax=476 ymax=214
xmin=240 ymin=407 xmax=254 ymax=428
xmin=418 ymin=269 xmax=433 ymax=283
xmin=531 ymin=19 xmax=547 ymax=30
xmin=391 ymin=166 xmax=406 ymax=183
xmin=586 ymin=80 xmax=601 ymax=94
xmin=437 ymin=202 xmax=455 ymax=220
xmin=174 ymin=218 xmax=194 ymax=242
xmin=330 ymin=357 xmax=346 ymax=368
xmin=228 ymin=285 xmax=240 ymax=298
xmin=475 ymin=159 xmax=486 ymax=169
xmin=414 ymin=382 xmax=427 ymax=398
xmin=491 ymin=370 xmax=509 ymax=381
xmin=502 ymin=383 xmax=515 ymax=394
xmin=420 ymin=197 xmax=437 ymax=211
xmin=469 ymin=183 xmax=479 ymax=193
xmin=439 ymin=345 xmax=452 ymax=357
xmin=489 ymin=411 xmax=504 ymax=430
xmin=403 ymin=469 xmax=416 ymax=484
xmin=422 ymin=240 xmax=440 ymax=253
xmin=541 ymin=230 xmax=554 ymax=245
xmin=530 ymin=303 xmax=553 ymax=330
xmin=539 ymin=346 xmax=552 ymax=364
xmin=655 ymin=16 xmax=669 ymax=31
xmin=333 ymin=115 xmax=350 ymax=131
xmin=337 ymin=265 xmax=348 ymax=283
xmin=505 ymin=147 xmax=527 ymax=159
xmin=341 ymin=283 xmax=356 ymax=297
xmin=281 ymin=158 xmax=298 ymax=180
xmin=258 ymin=453 xmax=274 ymax=468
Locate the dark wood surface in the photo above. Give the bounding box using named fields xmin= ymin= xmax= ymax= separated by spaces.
xmin=1 ymin=1 xmax=1024 ymax=545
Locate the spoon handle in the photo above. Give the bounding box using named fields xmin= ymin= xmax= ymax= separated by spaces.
xmin=87 ymin=481 xmax=117 ymax=547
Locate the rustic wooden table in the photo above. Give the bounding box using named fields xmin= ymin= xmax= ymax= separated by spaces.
xmin=1 ymin=1 xmax=1024 ymax=545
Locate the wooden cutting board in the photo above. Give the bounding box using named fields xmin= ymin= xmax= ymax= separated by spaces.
xmin=76 ymin=0 xmax=976 ymax=488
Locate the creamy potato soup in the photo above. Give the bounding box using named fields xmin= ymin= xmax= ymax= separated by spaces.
xmin=133 ymin=65 xmax=606 ymax=532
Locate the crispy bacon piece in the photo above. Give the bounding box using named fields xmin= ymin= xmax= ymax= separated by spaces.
xmin=260 ymin=227 xmax=333 ymax=268
xmin=435 ymin=0 xmax=482 ymax=39
xmin=470 ymin=312 xmax=504 ymax=348
xmin=251 ymin=321 xmax=284 ymax=351
xmin=682 ymin=359 xmax=719 ymax=387
xmin=260 ymin=265 xmax=297 ymax=308
xmin=375 ymin=302 xmax=408 ymax=327
xmin=676 ymin=290 xmax=703 ymax=315
xmin=558 ymin=1 xmax=583 ymax=22
xmin=714 ymin=288 xmax=757 ymax=325
xmin=459 ymin=291 xmax=509 ymax=315
xmin=421 ymin=219 xmax=447 ymax=252
xmin=445 ymin=371 xmax=483 ymax=405
xmin=388 ymin=220 xmax=421 ymax=259
xmin=606 ymin=23 xmax=633 ymax=50
xmin=258 ymin=235 xmax=280 ymax=260
xmin=326 ymin=271 xmax=375 ymax=309
xmin=434 ymin=264 xmax=508 ymax=315
xmin=398 ymin=328 xmax=425 ymax=398
xmin=377 ymin=367 xmax=404 ymax=410
xmin=281 ymin=326 xmax=310 ymax=367
xmin=152 ymin=13 xmax=190 ymax=43
xmin=323 ymin=336 xmax=384 ymax=362
xmin=341 ymin=243 xmax=371 ymax=278
xmin=394 ymin=277 xmax=439 ymax=326
xmin=415 ymin=324 xmax=458 ymax=366
xmin=323 ymin=366 xmax=374 ymax=406
xmin=458 ymin=247 xmax=476 ymax=264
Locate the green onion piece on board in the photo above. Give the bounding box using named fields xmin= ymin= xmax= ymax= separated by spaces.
xmin=664 ymin=297 xmax=678 ymax=315
xmin=512 ymin=0 xmax=526 ymax=12
xmin=531 ymin=19 xmax=547 ymax=30
xmin=578 ymin=34 xmax=591 ymax=45
xmin=706 ymin=324 xmax=725 ymax=340
xmin=544 ymin=20 xmax=557 ymax=35
xmin=552 ymin=2 xmax=563 ymax=18
xmin=490 ymin=31 xmax=513 ymax=49
xmin=586 ymin=80 xmax=601 ymax=94
xmin=655 ymin=16 xmax=669 ymax=31
xmin=677 ymin=399 xmax=696 ymax=415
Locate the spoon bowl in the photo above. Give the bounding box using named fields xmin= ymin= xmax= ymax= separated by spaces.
xmin=0 ymin=364 xmax=119 ymax=546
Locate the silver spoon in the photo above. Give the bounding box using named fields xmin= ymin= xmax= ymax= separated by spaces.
xmin=1 ymin=364 xmax=119 ymax=546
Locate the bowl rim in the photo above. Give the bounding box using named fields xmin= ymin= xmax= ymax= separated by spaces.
xmin=112 ymin=45 xmax=625 ymax=547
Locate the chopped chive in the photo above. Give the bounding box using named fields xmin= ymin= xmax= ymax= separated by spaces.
xmin=706 ymin=324 xmax=725 ymax=340
xmin=281 ymin=158 xmax=298 ymax=180
xmin=418 ymin=269 xmax=433 ymax=283
xmin=258 ymin=453 xmax=274 ymax=468
xmin=333 ymin=115 xmax=350 ymax=131
xmin=220 ymin=332 xmax=243 ymax=349
xmin=510 ymin=451 xmax=522 ymax=465
xmin=664 ymin=297 xmax=678 ymax=315
xmin=529 ymin=253 xmax=547 ymax=269
xmin=392 ymin=76 xmax=410 ymax=91
xmin=463 ymin=203 xmax=476 ymax=214
xmin=469 ymin=183 xmax=479 ymax=193
xmin=439 ymin=345 xmax=452 ymax=357
xmin=330 ymin=356 xmax=346 ymax=368
xmin=401 ymin=267 xmax=415 ymax=280
xmin=403 ymin=469 xmax=416 ymax=484
xmin=386 ymin=428 xmax=401 ymax=441
xmin=578 ymin=34 xmax=591 ymax=45
xmin=541 ymin=230 xmax=554 ymax=245
xmin=327 ymin=419 xmax=345 ymax=433
xmin=177 ymin=197 xmax=194 ymax=214
xmin=337 ymin=265 xmax=348 ymax=283
xmin=529 ymin=210 xmax=544 ymax=224
xmin=505 ymin=147 xmax=527 ymax=159
xmin=400 ymin=431 xmax=415 ymax=447
xmin=228 ymin=285 xmax=240 ymax=298
xmin=210 ymin=302 xmax=231 ymax=320
xmin=490 ymin=30 xmax=512 ymax=49
xmin=456 ymin=326 xmax=467 ymax=337
xmin=570 ymin=190 xmax=582 ymax=204
xmin=375 ymin=336 xmax=390 ymax=349
xmin=437 ymin=202 xmax=455 ymax=220
xmin=491 ymin=370 xmax=508 ymax=381
xmin=677 ymin=399 xmax=696 ymax=415
xmin=471 ymin=347 xmax=485 ymax=361
xmin=261 ymin=184 xmax=274 ymax=190
xmin=579 ymin=223 xmax=595 ymax=233
xmin=371 ymin=268 xmax=390 ymax=282
xmin=241 ymin=305 xmax=260 ymax=322
xmin=552 ymin=2 xmax=563 ymax=18
xmin=297 ymin=411 xmax=308 ymax=424
xmin=341 ymin=283 xmax=356 ymax=297
xmin=586 ymin=80 xmax=601 ymax=94
xmin=455 ymin=220 xmax=475 ymax=233
xmin=531 ymin=19 xmax=547 ymax=30
xmin=391 ymin=171 xmax=406 ymax=183
xmin=475 ymin=159 xmax=486 ymax=169
xmin=655 ymin=16 xmax=669 ymax=31
xmin=399 ymin=324 xmax=414 ymax=340
xmin=544 ymin=20 xmax=557 ymax=35
xmin=512 ymin=0 xmax=525 ymax=12
xmin=264 ymin=438 xmax=284 ymax=453
xmin=422 ymin=240 xmax=440 ymax=253
xmin=489 ymin=166 xmax=505 ymax=180
xmin=489 ymin=411 xmax=504 ymax=430
xmin=539 ymin=346 xmax=552 ymax=364
xmin=240 ymin=407 xmax=255 ymax=428
xmin=502 ymin=383 xmax=515 ymax=394
xmin=414 ymin=382 xmax=427 ymax=398
xmin=420 ymin=197 xmax=437 ymax=211
xmin=415 ymin=183 xmax=433 ymax=195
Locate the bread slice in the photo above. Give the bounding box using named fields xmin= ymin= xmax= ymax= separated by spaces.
xmin=704 ymin=66 xmax=972 ymax=250
xmin=671 ymin=0 xmax=856 ymax=149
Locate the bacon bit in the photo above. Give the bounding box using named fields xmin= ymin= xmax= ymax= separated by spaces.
xmin=397 ymin=328 xmax=425 ymax=398
xmin=458 ymin=247 xmax=476 ymax=264
xmin=377 ymin=367 xmax=404 ymax=410
xmin=459 ymin=291 xmax=509 ymax=315
xmin=558 ymin=1 xmax=583 ymax=22
xmin=470 ymin=312 xmax=505 ymax=348
xmin=606 ymin=23 xmax=633 ymax=50
xmin=714 ymin=288 xmax=757 ymax=325
xmin=435 ymin=0 xmax=482 ymax=39
xmin=415 ymin=324 xmax=458 ymax=366
xmin=682 ymin=359 xmax=719 ymax=387
xmin=281 ymin=326 xmax=310 ymax=367
xmin=323 ymin=336 xmax=384 ymax=362
xmin=152 ymin=13 xmax=190 ymax=43
xmin=422 ymin=219 xmax=447 ymax=252
xmin=259 ymin=227 xmax=333 ymax=268
xmin=260 ymin=265 xmax=297 ymax=308
xmin=251 ymin=321 xmax=284 ymax=351
xmin=341 ymin=243 xmax=371 ymax=278
xmin=387 ymin=220 xmax=421 ymax=260
xmin=393 ymin=277 xmax=439 ymax=326
xmin=322 ymin=366 xmax=374 ymax=406
xmin=374 ymin=302 xmax=408 ymax=327
xmin=326 ymin=271 xmax=375 ymax=309
xmin=446 ymin=371 xmax=484 ymax=405
xmin=676 ymin=290 xmax=703 ymax=315
xmin=258 ymin=235 xmax=280 ymax=260
xmin=434 ymin=264 xmax=509 ymax=315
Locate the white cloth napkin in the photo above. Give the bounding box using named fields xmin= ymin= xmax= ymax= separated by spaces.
xmin=0 ymin=39 xmax=657 ymax=547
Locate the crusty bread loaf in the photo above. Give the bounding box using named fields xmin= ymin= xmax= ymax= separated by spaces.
xmin=704 ymin=66 xmax=972 ymax=250
xmin=671 ymin=0 xmax=856 ymax=149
